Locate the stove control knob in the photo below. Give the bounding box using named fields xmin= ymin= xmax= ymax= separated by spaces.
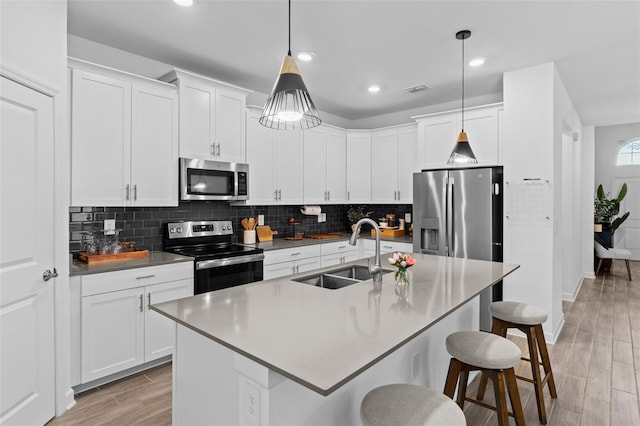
xmin=221 ymin=225 xmax=227 ymax=230
xmin=170 ymin=227 xmax=175 ymax=233
xmin=177 ymin=227 xmax=183 ymax=233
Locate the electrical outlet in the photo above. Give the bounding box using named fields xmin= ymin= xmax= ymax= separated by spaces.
xmin=104 ymin=219 xmax=116 ymax=235
xmin=258 ymin=215 xmax=264 ymax=226
xmin=241 ymin=380 xmax=260 ymax=425
xmin=317 ymin=213 xmax=326 ymax=223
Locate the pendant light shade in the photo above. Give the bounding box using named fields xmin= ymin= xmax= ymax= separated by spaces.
xmin=259 ymin=0 xmax=321 ymax=130
xmin=448 ymin=30 xmax=478 ymax=165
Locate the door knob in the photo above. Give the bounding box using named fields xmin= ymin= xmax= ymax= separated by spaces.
xmin=42 ymin=268 xmax=58 ymax=282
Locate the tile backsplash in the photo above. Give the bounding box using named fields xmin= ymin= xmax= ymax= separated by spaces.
xmin=69 ymin=202 xmax=411 ymax=252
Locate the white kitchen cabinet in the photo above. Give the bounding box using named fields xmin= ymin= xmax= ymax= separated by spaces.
xmin=70 ymin=59 xmax=178 ymax=207
xmin=415 ymin=103 xmax=502 ymax=169
xmin=371 ymin=124 xmax=418 ymax=203
xmin=303 ymin=126 xmax=347 ymax=204
xmin=244 ymin=107 xmax=303 ymax=205
xmin=78 ymin=262 xmax=193 ymax=384
xmin=346 ymin=131 xmax=372 ymax=203
xmin=363 ymin=239 xmax=413 ymax=257
xmin=320 ymin=240 xmax=361 ymax=267
xmin=263 ymin=245 xmax=321 ymax=280
xmin=161 ymin=69 xmax=251 ymax=163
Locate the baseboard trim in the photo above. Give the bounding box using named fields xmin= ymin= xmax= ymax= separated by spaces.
xmin=72 ymin=356 xmax=171 ymax=394
xmin=562 ymin=276 xmax=584 ymax=302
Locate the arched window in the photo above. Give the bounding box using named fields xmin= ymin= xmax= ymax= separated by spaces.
xmin=617 ymin=138 xmax=640 ymax=165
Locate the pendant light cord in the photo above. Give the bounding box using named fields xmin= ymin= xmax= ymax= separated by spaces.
xmin=461 ymin=34 xmax=465 ymax=132
xmin=287 ymin=0 xmax=291 ymax=56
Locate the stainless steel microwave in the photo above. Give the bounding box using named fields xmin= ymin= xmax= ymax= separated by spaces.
xmin=180 ymin=158 xmax=249 ymax=201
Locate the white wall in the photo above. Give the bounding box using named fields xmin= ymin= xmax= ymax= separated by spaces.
xmin=501 ymin=62 xmax=585 ymax=341
xmin=1 ymin=0 xmax=73 ymax=416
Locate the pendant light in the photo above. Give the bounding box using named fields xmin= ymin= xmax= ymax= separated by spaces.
xmin=259 ymin=0 xmax=321 ymax=130
xmin=447 ymin=30 xmax=478 ymax=165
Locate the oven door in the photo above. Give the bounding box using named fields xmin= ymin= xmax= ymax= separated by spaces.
xmin=194 ymin=253 xmax=264 ymax=294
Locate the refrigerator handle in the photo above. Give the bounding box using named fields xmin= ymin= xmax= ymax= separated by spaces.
xmin=446 ymin=176 xmax=454 ymax=256
xmin=449 ymin=177 xmax=455 ymax=256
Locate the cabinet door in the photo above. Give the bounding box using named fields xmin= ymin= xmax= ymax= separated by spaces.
xmin=81 ymin=288 xmax=144 ymax=383
xmin=145 ymin=279 xmax=193 ymax=361
xmin=346 ymin=132 xmax=372 ymax=203
xmin=179 ymin=81 xmax=215 ymax=160
xmin=419 ymin=117 xmax=456 ymax=169
xmin=397 ymin=127 xmax=419 ymax=203
xmin=245 ymin=109 xmax=277 ymax=204
xmin=131 ymin=84 xmax=179 ymax=206
xmin=371 ymin=130 xmax=399 ymax=203
xmin=302 ymin=128 xmax=326 ymax=204
xmin=295 ymin=257 xmax=322 ymax=275
xmin=275 ymin=131 xmax=303 ymax=204
xmin=325 ymin=131 xmax=347 ymax=203
xmin=264 ymin=262 xmax=297 ymax=280
xmin=71 ymin=69 xmax=131 ymax=206
xmin=457 ymin=109 xmax=499 ymax=166
xmin=214 ymin=88 xmax=246 ymax=163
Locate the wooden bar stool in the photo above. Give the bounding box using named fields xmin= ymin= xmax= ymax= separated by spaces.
xmin=479 ymin=301 xmax=558 ymax=424
xmin=361 ymin=383 xmax=466 ymax=426
xmin=444 ymin=330 xmax=525 ymax=426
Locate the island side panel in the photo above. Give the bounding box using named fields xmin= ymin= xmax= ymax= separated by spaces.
xmin=173 ymin=297 xmax=479 ymax=425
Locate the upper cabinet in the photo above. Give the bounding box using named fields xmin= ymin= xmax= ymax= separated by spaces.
xmin=345 ymin=131 xmax=372 ymax=203
xmin=160 ymin=69 xmax=251 ymax=163
xmin=303 ymin=125 xmax=347 ymax=204
xmin=415 ymin=103 xmax=503 ymax=169
xmin=69 ymin=58 xmax=178 ymax=207
xmin=371 ymin=124 xmax=419 ymax=204
xmin=244 ymin=107 xmax=303 ymax=205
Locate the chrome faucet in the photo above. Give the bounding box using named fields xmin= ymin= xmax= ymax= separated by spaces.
xmin=349 ymin=218 xmax=382 ymax=283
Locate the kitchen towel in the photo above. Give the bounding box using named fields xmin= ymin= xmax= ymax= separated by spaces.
xmin=300 ymin=205 xmax=322 ymax=215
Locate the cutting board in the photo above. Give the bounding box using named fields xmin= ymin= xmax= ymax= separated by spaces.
xmin=77 ymin=250 xmax=149 ymax=264
xmin=256 ymin=226 xmax=278 ymax=242
xmin=306 ymin=233 xmax=342 ymax=239
xmin=371 ymin=228 xmax=406 ymax=238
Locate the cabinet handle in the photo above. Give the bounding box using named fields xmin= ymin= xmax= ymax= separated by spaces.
xmin=274 ymin=189 xmax=278 ymax=200
xmin=217 ymin=143 xmax=221 ymax=157
xmin=278 ymin=189 xmax=282 ymax=200
xmin=296 ymin=265 xmax=300 ymax=274
xmin=338 ymin=245 xmax=346 ymax=249
xmin=292 ymin=265 xmax=296 ymax=274
xmin=210 ymin=143 xmax=216 ymax=157
xmin=147 ymin=292 xmax=151 ymax=309
xmin=347 ymin=191 xmax=350 ymax=201
xmin=383 ymin=245 xmax=393 ymax=249
xmin=397 ymin=190 xmax=400 ymax=200
xmin=327 ymin=190 xmax=330 ymax=200
xmin=290 ymin=252 xmax=301 ymax=256
xmin=139 ymin=294 xmax=143 ymax=313
xmin=136 ymin=274 xmax=156 ymax=280
xmin=125 ymin=184 xmax=130 ymax=201
xmin=133 ymin=184 xmax=137 ymax=201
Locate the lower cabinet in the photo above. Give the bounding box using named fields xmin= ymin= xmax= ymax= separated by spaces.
xmin=76 ymin=262 xmax=193 ymax=384
xmin=363 ymin=239 xmax=413 ymax=257
xmin=320 ymin=240 xmax=361 ymax=267
xmin=263 ymin=246 xmax=321 ymax=280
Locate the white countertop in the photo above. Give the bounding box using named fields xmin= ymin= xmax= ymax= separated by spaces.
xmin=152 ymin=254 xmax=519 ymax=395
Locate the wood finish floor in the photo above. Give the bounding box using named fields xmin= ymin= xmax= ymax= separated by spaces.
xmin=49 ymin=259 xmax=639 ymax=426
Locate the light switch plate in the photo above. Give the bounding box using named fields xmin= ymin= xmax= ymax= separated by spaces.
xmin=104 ymin=219 xmax=116 ymax=235
xmin=318 ymin=213 xmax=326 ymax=223
xmin=258 ymin=215 xmax=264 ymax=226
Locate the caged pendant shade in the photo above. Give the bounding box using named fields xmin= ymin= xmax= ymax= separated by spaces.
xmin=448 ymin=30 xmax=478 ymax=165
xmin=259 ymin=0 xmax=321 ymax=130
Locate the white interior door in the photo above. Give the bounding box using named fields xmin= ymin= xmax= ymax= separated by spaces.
xmin=615 ymin=177 xmax=640 ymax=260
xmin=0 ymin=76 xmax=56 ymax=425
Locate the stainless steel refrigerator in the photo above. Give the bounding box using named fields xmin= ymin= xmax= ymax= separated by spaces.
xmin=412 ymin=166 xmax=503 ymax=331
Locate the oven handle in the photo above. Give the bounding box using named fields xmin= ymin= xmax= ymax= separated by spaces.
xmin=196 ymin=253 xmax=265 ymax=270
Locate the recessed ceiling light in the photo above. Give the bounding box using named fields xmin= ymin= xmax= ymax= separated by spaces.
xmin=297 ymin=52 xmax=314 ymax=61
xmin=368 ymin=85 xmax=380 ymax=93
xmin=173 ymin=0 xmax=193 ymax=6
xmin=469 ymin=58 xmax=485 ymax=67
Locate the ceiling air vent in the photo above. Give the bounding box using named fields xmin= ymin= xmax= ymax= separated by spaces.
xmin=403 ymin=84 xmax=429 ymax=94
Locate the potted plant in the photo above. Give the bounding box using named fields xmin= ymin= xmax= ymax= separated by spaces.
xmin=594 ymin=183 xmax=630 ymax=247
xmin=346 ymin=206 xmax=371 ymax=233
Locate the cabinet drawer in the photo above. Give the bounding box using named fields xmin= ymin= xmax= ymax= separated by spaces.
xmin=82 ymin=262 xmax=193 ymax=296
xmin=363 ymin=240 xmax=413 ymax=255
xmin=320 ymin=240 xmax=358 ymax=256
xmin=263 ymin=245 xmax=321 ymax=265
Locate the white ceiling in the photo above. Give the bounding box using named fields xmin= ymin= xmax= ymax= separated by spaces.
xmin=67 ymin=0 xmax=640 ymax=127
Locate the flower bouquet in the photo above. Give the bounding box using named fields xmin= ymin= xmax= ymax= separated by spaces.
xmin=388 ymin=252 xmax=416 ymax=286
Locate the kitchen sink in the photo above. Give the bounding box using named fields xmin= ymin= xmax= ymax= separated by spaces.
xmin=293 ymin=265 xmax=392 ymax=290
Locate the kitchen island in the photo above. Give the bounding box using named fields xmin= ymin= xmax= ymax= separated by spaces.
xmin=152 ymin=253 xmax=518 ymax=425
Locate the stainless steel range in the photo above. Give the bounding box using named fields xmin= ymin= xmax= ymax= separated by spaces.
xmin=164 ymin=220 xmax=264 ymax=294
